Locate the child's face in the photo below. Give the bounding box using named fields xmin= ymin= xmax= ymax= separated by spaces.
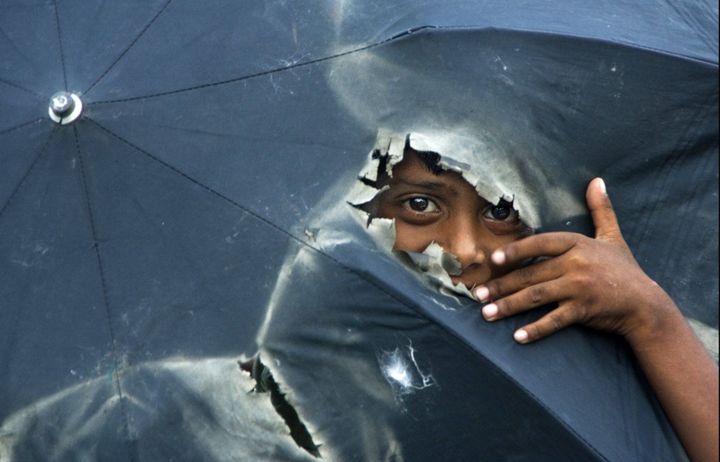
xmin=374 ymin=149 xmax=529 ymax=288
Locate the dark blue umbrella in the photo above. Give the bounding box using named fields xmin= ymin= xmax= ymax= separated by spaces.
xmin=1 ymin=1 xmax=716 ymax=460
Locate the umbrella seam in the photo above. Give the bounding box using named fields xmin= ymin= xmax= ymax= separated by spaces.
xmin=438 ymin=26 xmax=718 ymax=69
xmin=0 ymin=77 xmax=44 ymax=100
xmin=83 ymin=0 xmax=174 ymax=96
xmin=52 ymin=0 xmax=68 ymax=92
xmin=664 ymin=1 xmax=719 ymax=57
xmin=84 ymin=24 xmax=718 ymax=106
xmin=87 ymin=118 xmax=611 ymax=461
xmin=0 ymin=123 xmax=55 ymax=221
xmin=0 ymin=117 xmax=43 ymax=137
xmin=72 ymin=125 xmax=136 ymax=462
xmin=411 ymin=25 xmax=720 ymax=66
xmin=84 ymin=40 xmax=389 ymax=105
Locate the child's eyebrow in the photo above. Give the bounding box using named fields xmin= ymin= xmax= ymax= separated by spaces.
xmin=393 ymin=180 xmax=459 ymax=196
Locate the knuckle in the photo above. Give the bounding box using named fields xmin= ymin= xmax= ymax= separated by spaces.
xmin=547 ymin=314 xmax=563 ymax=333
xmin=573 ymin=274 xmax=591 ymax=289
xmin=497 ymin=297 xmax=513 ymax=315
xmin=568 ymin=249 xmax=588 ymax=269
xmin=574 ymin=304 xmax=590 ymax=322
xmin=566 ymin=253 xmax=583 ymax=267
xmin=528 ymin=286 xmax=547 ymax=306
xmin=559 ymin=232 xmax=580 ymax=248
xmin=516 ymin=265 xmax=535 ymax=286
xmin=503 ymin=244 xmax=516 ymax=261
xmin=528 ymin=309 xmax=574 ymax=341
xmin=551 ymin=308 xmax=574 ymax=329
xmin=488 ymin=279 xmax=502 ymax=296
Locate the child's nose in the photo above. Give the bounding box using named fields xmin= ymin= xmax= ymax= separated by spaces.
xmin=444 ymin=219 xmax=488 ymax=269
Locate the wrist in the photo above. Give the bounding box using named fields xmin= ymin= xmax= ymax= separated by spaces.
xmin=623 ymin=283 xmax=683 ymax=351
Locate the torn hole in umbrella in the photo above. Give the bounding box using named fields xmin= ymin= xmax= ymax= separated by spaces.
xmin=378 ymin=341 xmax=436 ymax=405
xmin=348 ymin=130 xmax=535 ymax=298
xmin=239 ymin=356 xmax=322 ymax=458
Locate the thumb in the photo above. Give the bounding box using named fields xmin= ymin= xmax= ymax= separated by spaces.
xmin=586 ymin=178 xmax=621 ymax=240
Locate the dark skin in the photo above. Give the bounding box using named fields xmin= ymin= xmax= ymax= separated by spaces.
xmin=374 ymin=150 xmax=531 ymax=287
xmin=372 ymin=149 xmax=719 ymax=462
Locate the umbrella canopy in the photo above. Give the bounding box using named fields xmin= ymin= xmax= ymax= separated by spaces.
xmin=1 ymin=1 xmax=717 ymax=460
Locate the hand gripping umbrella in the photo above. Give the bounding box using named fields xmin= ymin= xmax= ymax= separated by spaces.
xmin=1 ymin=1 xmax=717 ymax=461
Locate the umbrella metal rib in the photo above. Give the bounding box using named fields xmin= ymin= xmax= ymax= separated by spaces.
xmin=0 ymin=126 xmax=56 ymax=220
xmin=86 ymin=40 xmax=389 ymax=106
xmin=0 ymin=77 xmax=44 ymax=99
xmin=0 ymin=118 xmax=44 ymax=137
xmin=71 ymin=124 xmax=136 ymax=462
xmin=51 ymin=0 xmax=68 ymax=92
xmin=83 ymin=0 xmax=174 ymax=96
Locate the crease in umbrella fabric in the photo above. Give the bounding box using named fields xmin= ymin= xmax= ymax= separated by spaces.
xmin=1 ymin=0 xmax=717 ymax=461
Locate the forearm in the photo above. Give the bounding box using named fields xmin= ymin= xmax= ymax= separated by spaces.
xmin=627 ymin=295 xmax=719 ymax=462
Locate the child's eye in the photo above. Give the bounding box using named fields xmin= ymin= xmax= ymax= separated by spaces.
xmin=403 ymin=196 xmax=439 ymax=213
xmin=485 ymin=199 xmax=517 ymax=221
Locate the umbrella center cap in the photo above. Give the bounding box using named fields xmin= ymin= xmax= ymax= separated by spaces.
xmin=48 ymin=92 xmax=82 ymax=124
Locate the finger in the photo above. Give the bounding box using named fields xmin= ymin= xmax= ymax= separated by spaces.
xmin=481 ymin=279 xmax=566 ymax=321
xmin=491 ymin=232 xmax=579 ymax=266
xmin=513 ymin=303 xmax=579 ymax=344
xmin=586 ymin=178 xmax=621 ymax=241
xmin=474 ymin=258 xmax=562 ymax=302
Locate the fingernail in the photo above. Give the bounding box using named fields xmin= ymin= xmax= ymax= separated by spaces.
xmin=597 ymin=177 xmax=606 ymax=195
xmin=475 ymin=286 xmax=490 ymax=302
xmin=514 ymin=329 xmax=529 ymax=343
xmin=491 ymin=250 xmax=506 ymax=265
xmin=482 ymin=303 xmax=498 ymax=320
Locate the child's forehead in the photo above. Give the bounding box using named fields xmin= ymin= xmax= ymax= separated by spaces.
xmin=391 ymin=149 xmax=483 ymax=198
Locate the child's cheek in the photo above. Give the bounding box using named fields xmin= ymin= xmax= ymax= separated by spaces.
xmin=392 ymin=221 xmax=437 ymax=253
